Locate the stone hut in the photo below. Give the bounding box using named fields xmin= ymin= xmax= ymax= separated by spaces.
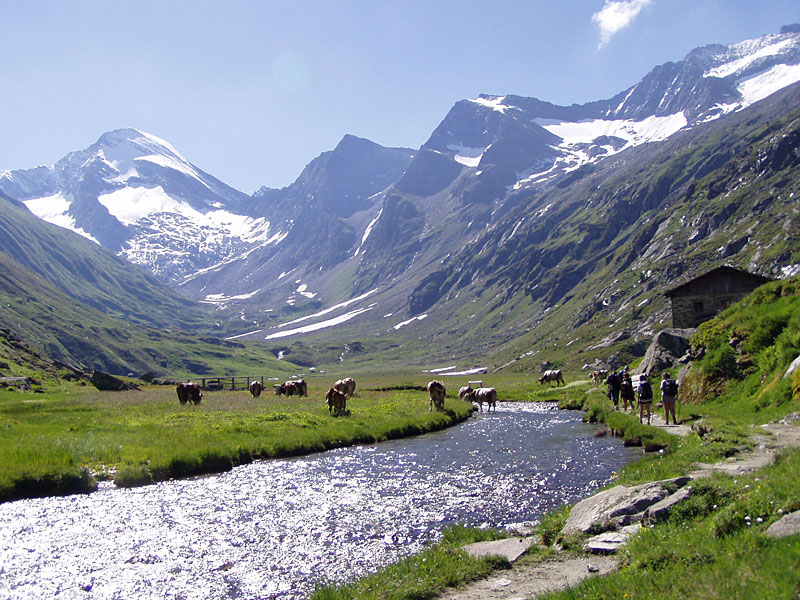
xmin=664 ymin=266 xmax=773 ymax=328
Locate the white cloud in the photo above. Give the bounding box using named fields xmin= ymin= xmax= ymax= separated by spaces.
xmin=592 ymin=0 xmax=653 ymax=48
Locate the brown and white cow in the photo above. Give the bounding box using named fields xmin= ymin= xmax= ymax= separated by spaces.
xmin=458 ymin=385 xmax=474 ymax=400
xmin=325 ymin=387 xmax=347 ymax=416
xmin=249 ymin=381 xmax=264 ymax=397
xmin=466 ymin=387 xmax=497 ymax=412
xmin=539 ymin=369 xmax=565 ymax=386
xmin=334 ymin=377 xmax=356 ymax=398
xmin=278 ymin=379 xmax=307 ymax=397
xmin=428 ymin=380 xmax=446 ymax=412
xmin=176 ymin=382 xmax=202 ymax=405
xmin=590 ymin=370 xmax=608 ymax=385
xmin=293 ymin=379 xmax=308 ymax=397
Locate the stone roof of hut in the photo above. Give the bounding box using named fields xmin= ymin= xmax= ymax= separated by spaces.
xmin=663 ymin=265 xmax=773 ymax=298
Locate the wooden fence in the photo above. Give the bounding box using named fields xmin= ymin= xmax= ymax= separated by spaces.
xmin=198 ymin=376 xmax=268 ymax=391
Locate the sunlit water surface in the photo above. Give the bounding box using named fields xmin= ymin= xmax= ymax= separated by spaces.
xmin=0 ymin=403 xmax=639 ymax=599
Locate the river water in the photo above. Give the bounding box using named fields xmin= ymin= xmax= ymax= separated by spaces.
xmin=0 ymin=403 xmax=639 ymax=599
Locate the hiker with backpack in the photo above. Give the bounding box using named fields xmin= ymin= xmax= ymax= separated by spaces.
xmin=606 ymin=370 xmax=622 ymax=409
xmin=637 ymin=373 xmax=654 ymax=424
xmin=620 ymin=372 xmax=635 ymax=412
xmin=660 ymin=371 xmax=679 ymax=425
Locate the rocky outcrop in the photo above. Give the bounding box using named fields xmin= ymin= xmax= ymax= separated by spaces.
xmin=642 ymin=487 xmax=693 ymax=525
xmin=635 ymin=328 xmax=696 ymax=376
xmin=90 ymin=370 xmax=140 ymax=391
xmin=561 ymin=477 xmax=691 ymax=536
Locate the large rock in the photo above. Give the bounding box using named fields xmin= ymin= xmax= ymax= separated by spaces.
xmin=643 ymin=487 xmax=692 ymax=525
xmin=765 ymin=510 xmax=800 ymax=540
xmin=90 ymin=370 xmax=140 ymax=391
xmin=635 ymin=328 xmax=695 ymax=376
xmin=562 ymin=478 xmax=690 ymax=536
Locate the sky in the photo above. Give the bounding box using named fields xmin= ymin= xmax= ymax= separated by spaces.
xmin=1 ymin=1 xmax=798 ymax=193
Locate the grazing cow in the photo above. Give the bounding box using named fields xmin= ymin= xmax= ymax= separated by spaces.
xmin=325 ymin=388 xmax=347 ymax=416
xmin=293 ymin=379 xmax=308 ymax=397
xmin=466 ymin=387 xmax=497 ymax=412
xmin=590 ymin=370 xmax=608 ymax=385
xmin=176 ymin=382 xmax=202 ymax=405
xmin=539 ymin=369 xmax=565 ymax=386
xmin=427 ymin=380 xmax=446 ymax=412
xmin=249 ymin=381 xmax=264 ymax=397
xmin=334 ymin=377 xmax=356 ymax=397
xmin=458 ymin=385 xmax=474 ymax=400
xmin=278 ymin=379 xmax=307 ymax=397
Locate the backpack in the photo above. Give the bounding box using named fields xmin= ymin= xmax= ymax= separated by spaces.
xmin=664 ymin=379 xmax=678 ymax=396
xmin=621 ymin=380 xmax=634 ymax=396
xmin=639 ymin=381 xmax=653 ymax=400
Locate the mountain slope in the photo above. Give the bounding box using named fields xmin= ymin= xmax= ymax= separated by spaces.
xmin=0 ymin=188 xmax=210 ymax=332
xmin=0 ymin=248 xmax=297 ymax=377
xmin=412 ymin=79 xmax=800 ymax=370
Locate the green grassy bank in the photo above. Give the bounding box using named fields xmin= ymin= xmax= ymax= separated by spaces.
xmin=310 ymin=277 xmax=800 ymax=600
xmin=0 ymin=382 xmax=474 ymax=502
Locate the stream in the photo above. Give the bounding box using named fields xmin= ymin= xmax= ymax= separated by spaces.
xmin=0 ymin=403 xmax=640 ymax=599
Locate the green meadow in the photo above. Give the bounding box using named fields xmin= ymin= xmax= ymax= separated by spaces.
xmin=0 ymin=379 xmax=475 ymax=502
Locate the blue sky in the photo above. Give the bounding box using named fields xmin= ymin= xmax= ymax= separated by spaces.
xmin=1 ymin=1 xmax=798 ymax=192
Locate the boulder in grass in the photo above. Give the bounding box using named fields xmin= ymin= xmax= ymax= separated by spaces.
xmin=562 ymin=477 xmax=691 ymax=536
xmin=766 ymin=510 xmax=800 ymax=540
xmin=90 ymin=370 xmax=140 ymax=391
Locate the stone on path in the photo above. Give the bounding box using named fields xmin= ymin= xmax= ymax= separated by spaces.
xmin=463 ymin=537 xmax=534 ymax=563
xmin=436 ymin=556 xmax=618 ymax=600
xmin=583 ymin=524 xmax=642 ymax=554
xmin=766 ymin=510 xmax=800 ymax=540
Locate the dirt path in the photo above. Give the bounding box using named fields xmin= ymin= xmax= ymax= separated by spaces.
xmin=437 ymin=556 xmax=619 ymax=600
xmin=437 ymin=416 xmax=800 ymax=600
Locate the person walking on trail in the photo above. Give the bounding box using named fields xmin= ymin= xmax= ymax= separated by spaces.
xmin=660 ymin=371 xmax=679 ymax=425
xmin=606 ymin=370 xmax=621 ymax=409
xmin=620 ymin=372 xmax=635 ymax=412
xmin=637 ymin=373 xmax=654 ymax=425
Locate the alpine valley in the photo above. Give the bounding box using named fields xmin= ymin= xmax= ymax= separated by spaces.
xmin=2 ymin=25 xmax=800 ymax=376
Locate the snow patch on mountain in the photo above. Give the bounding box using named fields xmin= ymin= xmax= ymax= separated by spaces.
xmin=202 ymin=290 xmax=260 ymax=304
xmin=394 ymin=314 xmax=428 ymax=330
xmin=23 ymin=193 xmax=99 ymax=243
xmin=704 ymin=35 xmax=796 ymax=79
xmin=448 ymin=144 xmax=485 ymax=167
xmin=535 ymin=112 xmax=688 ymax=147
xmin=737 ymin=63 xmax=800 ymax=106
xmin=98 ymin=185 xmax=272 ymax=241
xmin=469 ymin=95 xmax=516 ymax=114
xmin=263 ymin=304 xmax=377 ymax=340
xmin=510 ymin=112 xmax=688 ymax=189
xmin=277 ymin=288 xmax=379 ymax=330
xmin=354 ymin=208 xmax=383 ymax=257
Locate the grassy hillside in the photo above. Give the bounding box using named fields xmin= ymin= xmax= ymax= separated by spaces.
xmin=0 ymin=249 xmax=297 ymax=378
xmin=0 ymin=189 xmax=213 ymax=332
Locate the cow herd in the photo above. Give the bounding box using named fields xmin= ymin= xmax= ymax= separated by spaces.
xmin=175 ymin=375 xmax=505 ymax=416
